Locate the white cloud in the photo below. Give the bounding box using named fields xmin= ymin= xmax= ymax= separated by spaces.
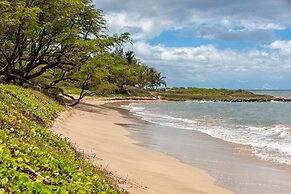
xmin=125 ymin=41 xmax=291 ymax=87
xmin=93 ymin=0 xmax=291 ymax=88
xmin=188 ymin=24 xmax=276 ymax=42
xmin=268 ymin=40 xmax=291 ymax=54
xmin=240 ymin=21 xmax=286 ymax=31
xmin=105 ymin=12 xmax=174 ymax=39
xmin=95 ymin=0 xmax=291 ymax=40
xmin=128 ymin=42 xmax=284 ymax=70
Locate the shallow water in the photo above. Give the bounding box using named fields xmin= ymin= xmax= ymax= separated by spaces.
xmin=122 ymin=101 xmax=291 ymax=194
xmin=123 ymin=101 xmax=291 ymax=165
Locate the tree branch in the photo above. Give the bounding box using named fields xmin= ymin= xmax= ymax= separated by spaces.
xmin=1 ymin=72 xmax=33 ymax=85
xmin=26 ymin=166 xmax=51 ymax=185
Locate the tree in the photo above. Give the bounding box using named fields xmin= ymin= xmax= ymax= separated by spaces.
xmin=154 ymin=72 xmax=167 ymax=89
xmin=0 ymin=0 xmax=167 ymax=105
xmin=135 ymin=65 xmax=166 ymax=89
xmin=0 ymin=0 xmax=128 ymax=85
xmin=0 ymin=0 xmax=131 ymax=105
xmin=124 ymin=51 xmax=136 ymax=65
xmin=63 ymin=55 xmax=116 ymax=106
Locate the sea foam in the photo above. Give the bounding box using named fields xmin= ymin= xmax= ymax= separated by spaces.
xmin=124 ymin=103 xmax=291 ymax=165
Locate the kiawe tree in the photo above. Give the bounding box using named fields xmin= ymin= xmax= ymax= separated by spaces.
xmin=0 ymin=0 xmax=165 ymax=105
xmin=0 ymin=0 xmax=128 ymax=84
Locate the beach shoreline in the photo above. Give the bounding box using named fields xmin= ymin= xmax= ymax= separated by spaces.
xmin=51 ymin=98 xmax=232 ymax=194
xmin=117 ymin=100 xmax=291 ymax=194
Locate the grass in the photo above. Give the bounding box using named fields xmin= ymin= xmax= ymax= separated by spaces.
xmin=155 ymin=88 xmax=274 ymax=101
xmin=0 ymin=84 xmax=118 ymax=193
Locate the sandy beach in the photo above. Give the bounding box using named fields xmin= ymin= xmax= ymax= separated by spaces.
xmin=51 ymin=99 xmax=232 ymax=194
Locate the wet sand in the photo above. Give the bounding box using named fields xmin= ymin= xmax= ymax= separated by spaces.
xmin=111 ymin=102 xmax=291 ymax=194
xmin=51 ymin=99 xmax=232 ymax=194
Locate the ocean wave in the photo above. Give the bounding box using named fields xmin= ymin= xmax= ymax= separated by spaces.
xmin=122 ymin=104 xmax=145 ymax=112
xmin=189 ymin=100 xmax=214 ymax=103
xmin=125 ymin=103 xmax=291 ymax=165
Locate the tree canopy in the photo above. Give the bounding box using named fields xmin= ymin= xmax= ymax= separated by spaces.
xmin=0 ymin=0 xmax=166 ymax=105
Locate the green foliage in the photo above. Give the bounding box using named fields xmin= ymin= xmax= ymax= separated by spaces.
xmin=61 ymin=52 xmax=166 ymax=98
xmin=135 ymin=65 xmax=166 ymax=89
xmin=0 ymin=0 xmax=129 ymax=85
xmin=125 ymin=87 xmax=154 ymax=97
xmin=0 ymin=0 xmax=166 ymax=104
xmin=0 ymin=84 xmax=117 ymax=193
xmin=96 ymin=82 xmax=118 ymax=95
xmin=156 ymin=87 xmax=273 ymax=101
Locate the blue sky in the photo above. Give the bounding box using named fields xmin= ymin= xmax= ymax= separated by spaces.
xmin=93 ymin=0 xmax=291 ymax=89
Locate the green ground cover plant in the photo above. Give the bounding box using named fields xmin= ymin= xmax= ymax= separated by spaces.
xmin=0 ymin=84 xmax=117 ymax=193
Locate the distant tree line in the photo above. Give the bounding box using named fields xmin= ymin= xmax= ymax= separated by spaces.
xmin=0 ymin=0 xmax=166 ymax=105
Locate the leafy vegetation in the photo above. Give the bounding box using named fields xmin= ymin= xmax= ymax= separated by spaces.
xmin=154 ymin=87 xmax=274 ymax=101
xmin=0 ymin=84 xmax=118 ymax=193
xmin=0 ymin=0 xmax=166 ymax=106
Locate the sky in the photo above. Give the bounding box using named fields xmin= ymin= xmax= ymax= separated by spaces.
xmin=93 ymin=0 xmax=291 ymax=89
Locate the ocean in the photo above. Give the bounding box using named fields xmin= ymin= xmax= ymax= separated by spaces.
xmin=250 ymin=90 xmax=291 ymax=99
xmin=121 ymin=91 xmax=291 ymax=193
xmin=124 ymin=100 xmax=291 ymax=165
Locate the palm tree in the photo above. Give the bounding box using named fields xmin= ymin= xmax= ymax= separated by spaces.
xmin=137 ymin=65 xmax=150 ymax=88
xmin=125 ymin=51 xmax=135 ymax=65
xmin=154 ymin=72 xmax=166 ymax=89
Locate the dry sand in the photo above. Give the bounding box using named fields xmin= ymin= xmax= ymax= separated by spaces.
xmin=51 ymin=99 xmax=232 ymax=194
